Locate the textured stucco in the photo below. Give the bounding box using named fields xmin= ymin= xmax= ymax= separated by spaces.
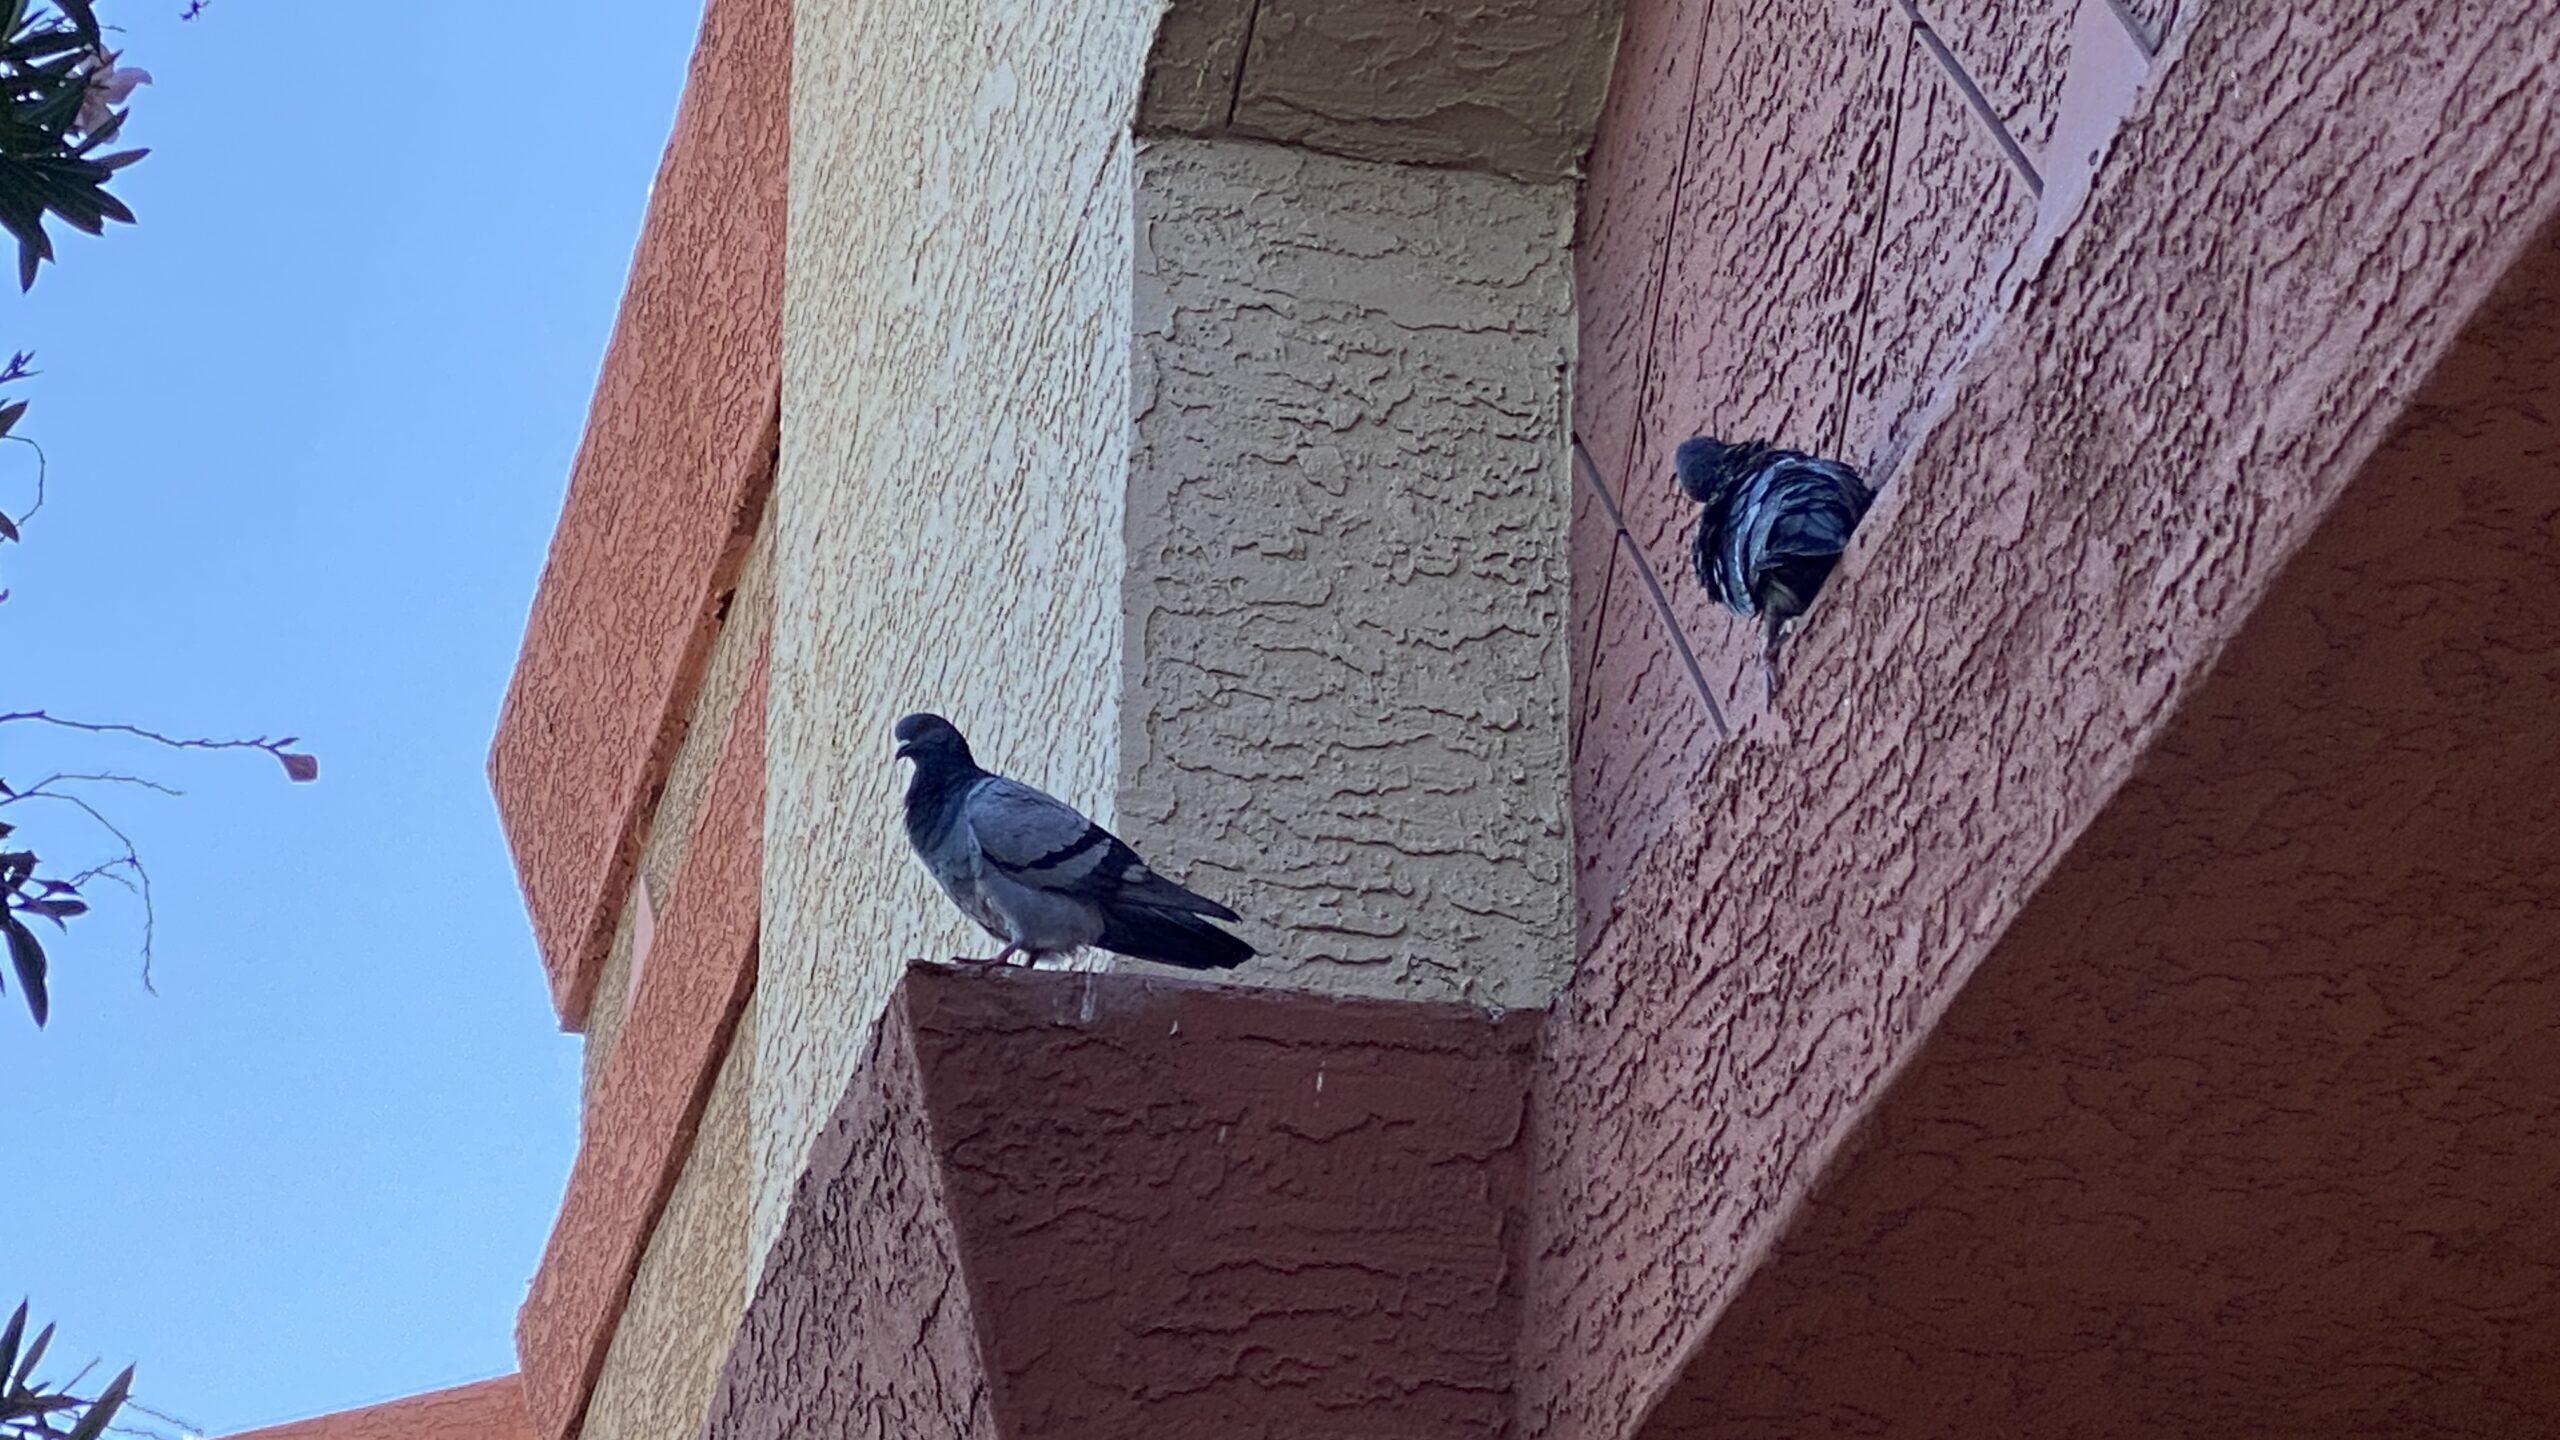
xmin=519 ymin=636 xmax=766 ymax=1440
xmin=1642 ymin=219 xmax=2560 ymax=1435
xmin=585 ymin=517 xmax=773 ymax=1097
xmin=1571 ymin=0 xmax=2050 ymax=938
xmin=1135 ymin=0 xmax=1623 ymax=181
xmin=714 ymin=965 xmax=1537 ymax=1439
xmin=220 ymin=1379 xmax=530 ymax=1440
xmin=1919 ymin=0 xmax=2075 ymax=165
xmin=1524 ymin=0 xmax=2560 ymax=1434
xmin=2120 ymin=0 xmax=2187 ymax=55
xmin=1124 ymin=136 xmax=1576 ymax=1008
xmin=761 ymin=0 xmax=1155 ymax=1271
xmin=582 ymin=1016 xmax=757 ymax=1440
xmin=488 ymin=0 xmax=783 ymax=1027
xmin=707 ymin=991 xmax=999 ymax=1440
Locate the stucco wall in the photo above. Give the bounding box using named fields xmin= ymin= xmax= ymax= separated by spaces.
xmin=487 ymin=0 xmax=783 ymax=1026
xmin=584 ymin=517 xmax=773 ymax=1095
xmin=1569 ymin=0 xmax=2108 ymax=941
xmin=580 ymin=1014 xmax=756 ymax=1440
xmin=711 ymin=966 xmax=1538 ymax=1440
xmin=1123 ymin=136 xmax=1576 ymax=1007
xmin=760 ymin=0 xmax=1158 ymax=1265
xmin=1524 ymin=0 xmax=2560 ymax=1431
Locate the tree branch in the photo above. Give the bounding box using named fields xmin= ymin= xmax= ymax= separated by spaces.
xmin=3 ymin=788 xmax=156 ymax=992
xmin=0 ymin=712 xmax=316 ymax=782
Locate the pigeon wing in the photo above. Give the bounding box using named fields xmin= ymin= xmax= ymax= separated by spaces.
xmin=964 ymin=776 xmax=1239 ymax=921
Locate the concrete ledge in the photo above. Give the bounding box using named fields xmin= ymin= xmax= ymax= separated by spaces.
xmin=708 ymin=965 xmax=1538 ymax=1439
xmin=488 ymin=0 xmax=784 ymax=1028
xmin=517 ymin=638 xmax=767 ymax=1440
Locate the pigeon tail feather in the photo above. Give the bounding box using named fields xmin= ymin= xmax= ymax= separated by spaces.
xmin=1099 ymin=906 xmax=1255 ymax=971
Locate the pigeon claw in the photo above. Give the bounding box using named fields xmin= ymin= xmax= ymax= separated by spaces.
xmin=953 ymin=944 xmax=1025 ymax=967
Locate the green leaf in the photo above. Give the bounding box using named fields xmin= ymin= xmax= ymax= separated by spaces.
xmin=0 ymin=1301 xmax=24 ymax=1394
xmin=3 ymin=914 xmax=45 ymax=1027
xmin=15 ymin=1320 xmax=51 ymax=1388
xmin=52 ymin=0 xmax=99 ymax=47
xmin=61 ymin=1364 xmax=130 ymax=1440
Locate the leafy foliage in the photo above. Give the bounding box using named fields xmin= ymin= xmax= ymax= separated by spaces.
xmin=0 ymin=1301 xmax=131 ymax=1440
xmin=0 ymin=0 xmax=149 ymax=292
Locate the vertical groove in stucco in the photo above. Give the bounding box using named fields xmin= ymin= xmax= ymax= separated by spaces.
xmin=760 ymin=0 xmax=1161 ymax=1267
xmin=578 ymin=1006 xmax=755 ymax=1440
xmin=1120 ymin=136 xmax=1577 ymax=1008
xmin=584 ymin=516 xmax=775 ymax=1097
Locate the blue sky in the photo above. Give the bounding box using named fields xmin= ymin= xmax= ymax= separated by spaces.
xmin=1 ymin=2 xmax=706 ymax=1431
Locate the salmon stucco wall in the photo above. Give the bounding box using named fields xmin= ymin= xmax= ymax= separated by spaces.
xmin=518 ymin=618 xmax=768 ymax=1440
xmin=1524 ymin=0 xmax=2560 ymax=1432
xmin=579 ymin=519 xmax=774 ymax=1095
xmin=221 ymin=1379 xmax=530 ymax=1440
xmin=1641 ymin=218 xmax=2560 ymax=1431
xmin=488 ymin=0 xmax=784 ymax=1027
xmin=579 ymin=1012 xmax=758 ymax=1440
xmin=760 ymin=0 xmax=1156 ymax=1268
xmin=1122 ymin=136 xmax=1577 ymax=1009
xmin=1569 ymin=0 xmax=2105 ymax=941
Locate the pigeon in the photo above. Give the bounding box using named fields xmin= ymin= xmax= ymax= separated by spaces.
xmin=1675 ymin=435 xmax=1874 ymax=699
xmin=893 ymin=712 xmax=1254 ymax=971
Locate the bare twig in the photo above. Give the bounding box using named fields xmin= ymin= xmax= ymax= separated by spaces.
xmin=2 ymin=772 xmax=187 ymax=802
xmin=3 ymin=789 xmax=157 ymax=992
xmin=3 ymin=433 xmax=44 ymax=532
xmin=109 ymin=1397 xmax=199 ymax=1440
xmin=0 ymin=711 xmax=312 ymax=782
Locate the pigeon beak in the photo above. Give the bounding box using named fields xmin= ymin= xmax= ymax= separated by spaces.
xmin=894 ymin=740 xmax=917 ymax=761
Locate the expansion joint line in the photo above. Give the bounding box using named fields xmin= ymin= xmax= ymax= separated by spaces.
xmin=1571 ymin=434 xmax=1734 ymax=743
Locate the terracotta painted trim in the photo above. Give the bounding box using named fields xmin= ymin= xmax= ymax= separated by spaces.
xmin=515 ymin=637 xmax=768 ymax=1440
xmin=707 ymin=965 xmax=1539 ymax=1440
xmin=219 ymin=1377 xmax=529 ymax=1440
xmin=487 ymin=0 xmax=785 ymax=1029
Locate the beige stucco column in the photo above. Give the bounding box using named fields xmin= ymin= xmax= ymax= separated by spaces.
xmin=759 ymin=0 xmax=1619 ymax=1262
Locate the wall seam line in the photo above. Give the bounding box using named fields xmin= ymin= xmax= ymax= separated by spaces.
xmin=1589 ymin=0 xmax=1727 ymax=734
xmin=1892 ymin=0 xmax=2044 ymax=196
xmin=1573 ymin=435 xmax=1730 ymax=741
xmin=2100 ymin=0 xmax=2162 ymax=58
xmin=1224 ymin=0 xmax=1267 ymax=128
xmin=1828 ymin=14 xmax=1917 ymax=460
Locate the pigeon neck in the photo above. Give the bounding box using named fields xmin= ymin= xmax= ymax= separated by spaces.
xmin=904 ymin=754 xmax=984 ymax=826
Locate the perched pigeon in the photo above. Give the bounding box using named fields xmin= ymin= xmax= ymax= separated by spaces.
xmin=1675 ymin=435 xmax=1874 ymax=698
xmin=893 ymin=712 xmax=1254 ymax=971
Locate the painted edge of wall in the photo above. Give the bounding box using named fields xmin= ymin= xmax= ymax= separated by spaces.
xmin=517 ymin=635 xmax=769 ymax=1440
xmin=217 ymin=1377 xmax=530 ymax=1440
xmin=486 ymin=0 xmax=787 ymax=1029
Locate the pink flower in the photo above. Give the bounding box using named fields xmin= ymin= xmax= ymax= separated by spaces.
xmin=75 ymin=48 xmax=151 ymax=136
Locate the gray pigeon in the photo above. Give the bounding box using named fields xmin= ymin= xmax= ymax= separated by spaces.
xmin=1675 ymin=435 xmax=1875 ymax=699
xmin=893 ymin=712 xmax=1253 ymax=970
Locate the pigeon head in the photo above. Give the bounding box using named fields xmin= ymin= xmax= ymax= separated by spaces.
xmin=893 ymin=712 xmax=976 ymax=769
xmin=1673 ymin=435 xmax=1770 ymax=505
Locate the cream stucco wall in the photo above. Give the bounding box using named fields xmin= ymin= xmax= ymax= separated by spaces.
xmin=1121 ymin=136 xmax=1577 ymax=1007
xmin=760 ymin=0 xmax=1603 ymax=1274
xmin=759 ymin=0 xmax=1159 ymax=1261
xmin=579 ymin=1007 xmax=755 ymax=1440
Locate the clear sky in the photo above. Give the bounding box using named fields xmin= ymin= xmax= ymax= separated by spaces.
xmin=1 ymin=2 xmax=706 ymax=1432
